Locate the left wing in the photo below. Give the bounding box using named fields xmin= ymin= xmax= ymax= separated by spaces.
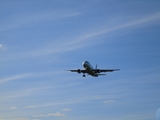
xmin=66 ymin=69 xmax=86 ymax=73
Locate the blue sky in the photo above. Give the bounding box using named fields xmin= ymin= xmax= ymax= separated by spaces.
xmin=0 ymin=0 xmax=160 ymax=120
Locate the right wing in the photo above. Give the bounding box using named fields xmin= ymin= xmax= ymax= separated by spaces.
xmin=93 ymin=69 xmax=120 ymax=73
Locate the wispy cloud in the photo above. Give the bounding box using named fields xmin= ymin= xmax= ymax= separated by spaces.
xmin=0 ymin=44 xmax=6 ymax=51
xmin=0 ymin=118 xmax=30 ymax=120
xmin=78 ymin=12 xmax=160 ymax=41
xmin=33 ymin=112 xmax=66 ymax=117
xmin=1 ymin=85 xmax=58 ymax=103
xmin=110 ymin=112 xmax=154 ymax=120
xmin=0 ymin=10 xmax=80 ymax=31
xmin=24 ymin=94 xmax=116 ymax=109
xmin=0 ymin=71 xmax=63 ymax=84
xmin=24 ymin=12 xmax=160 ymax=55
xmin=0 ymin=73 xmax=32 ymax=84
xmin=48 ymin=112 xmax=66 ymax=117
xmin=103 ymin=100 xmax=114 ymax=104
xmin=10 ymin=107 xmax=17 ymax=110
xmin=53 ymin=12 xmax=160 ymax=56
xmin=156 ymin=108 xmax=160 ymax=120
xmin=25 ymin=105 xmax=37 ymax=109
xmin=1 ymin=12 xmax=160 ymax=61
xmin=0 ymin=72 xmax=81 ymax=103
xmin=62 ymin=108 xmax=72 ymax=112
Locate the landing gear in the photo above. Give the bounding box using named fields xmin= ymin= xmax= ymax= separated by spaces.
xmin=83 ymin=74 xmax=86 ymax=77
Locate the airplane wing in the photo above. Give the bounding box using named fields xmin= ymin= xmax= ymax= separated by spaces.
xmin=93 ymin=69 xmax=120 ymax=73
xmin=66 ymin=69 xmax=86 ymax=73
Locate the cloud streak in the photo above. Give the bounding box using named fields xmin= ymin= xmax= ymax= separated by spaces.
xmin=0 ymin=71 xmax=63 ymax=84
xmin=79 ymin=12 xmax=160 ymax=41
xmin=103 ymin=100 xmax=114 ymax=104
xmin=25 ymin=105 xmax=37 ymax=109
xmin=0 ymin=118 xmax=30 ymax=120
xmin=10 ymin=107 xmax=17 ymax=110
xmin=1 ymin=12 xmax=160 ymax=62
xmin=0 ymin=44 xmax=6 ymax=51
xmin=0 ymin=73 xmax=33 ymax=84
xmin=62 ymin=108 xmax=72 ymax=112
xmin=33 ymin=112 xmax=66 ymax=117
xmin=0 ymin=10 xmax=81 ymax=32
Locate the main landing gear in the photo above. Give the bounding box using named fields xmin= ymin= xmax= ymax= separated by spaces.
xmin=83 ymin=74 xmax=86 ymax=77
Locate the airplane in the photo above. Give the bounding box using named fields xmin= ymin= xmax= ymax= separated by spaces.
xmin=66 ymin=61 xmax=120 ymax=77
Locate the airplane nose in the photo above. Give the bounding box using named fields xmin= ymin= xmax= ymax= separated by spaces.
xmin=82 ymin=62 xmax=85 ymax=67
xmin=82 ymin=61 xmax=87 ymax=67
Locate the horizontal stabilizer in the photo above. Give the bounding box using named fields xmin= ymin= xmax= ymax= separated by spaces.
xmin=97 ymin=74 xmax=106 ymax=76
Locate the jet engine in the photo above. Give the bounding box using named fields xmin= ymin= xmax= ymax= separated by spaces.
xmin=96 ymin=69 xmax=100 ymax=73
xmin=77 ymin=69 xmax=81 ymax=73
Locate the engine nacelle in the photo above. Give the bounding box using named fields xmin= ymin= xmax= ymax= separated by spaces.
xmin=77 ymin=69 xmax=81 ymax=73
xmin=96 ymin=69 xmax=100 ymax=73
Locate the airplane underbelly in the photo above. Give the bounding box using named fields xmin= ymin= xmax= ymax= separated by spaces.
xmin=84 ymin=63 xmax=97 ymax=76
xmin=86 ymin=68 xmax=96 ymax=76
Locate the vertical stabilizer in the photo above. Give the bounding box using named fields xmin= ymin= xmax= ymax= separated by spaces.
xmin=95 ymin=64 xmax=97 ymax=70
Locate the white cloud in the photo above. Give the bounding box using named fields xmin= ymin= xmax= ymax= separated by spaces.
xmin=33 ymin=114 xmax=46 ymax=117
xmin=0 ymin=71 xmax=65 ymax=84
xmin=10 ymin=107 xmax=17 ymax=110
xmin=25 ymin=105 xmax=37 ymax=109
xmin=0 ymin=10 xmax=80 ymax=32
xmin=8 ymin=118 xmax=30 ymax=120
xmin=62 ymin=108 xmax=72 ymax=111
xmin=48 ymin=112 xmax=66 ymax=117
xmin=0 ymin=118 xmax=30 ymax=120
xmin=103 ymin=100 xmax=114 ymax=104
xmin=0 ymin=44 xmax=6 ymax=51
xmin=1 ymin=12 xmax=160 ymax=61
xmin=33 ymin=112 xmax=65 ymax=117
xmin=0 ymin=73 xmax=33 ymax=84
xmin=79 ymin=12 xmax=160 ymax=41
xmin=156 ymin=108 xmax=160 ymax=120
xmin=28 ymin=12 xmax=160 ymax=57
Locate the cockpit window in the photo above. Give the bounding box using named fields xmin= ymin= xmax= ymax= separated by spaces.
xmin=85 ymin=61 xmax=89 ymax=63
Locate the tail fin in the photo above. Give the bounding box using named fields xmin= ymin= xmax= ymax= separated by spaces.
xmin=95 ymin=64 xmax=97 ymax=70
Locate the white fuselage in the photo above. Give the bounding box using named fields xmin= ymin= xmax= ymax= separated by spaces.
xmin=82 ymin=61 xmax=97 ymax=76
